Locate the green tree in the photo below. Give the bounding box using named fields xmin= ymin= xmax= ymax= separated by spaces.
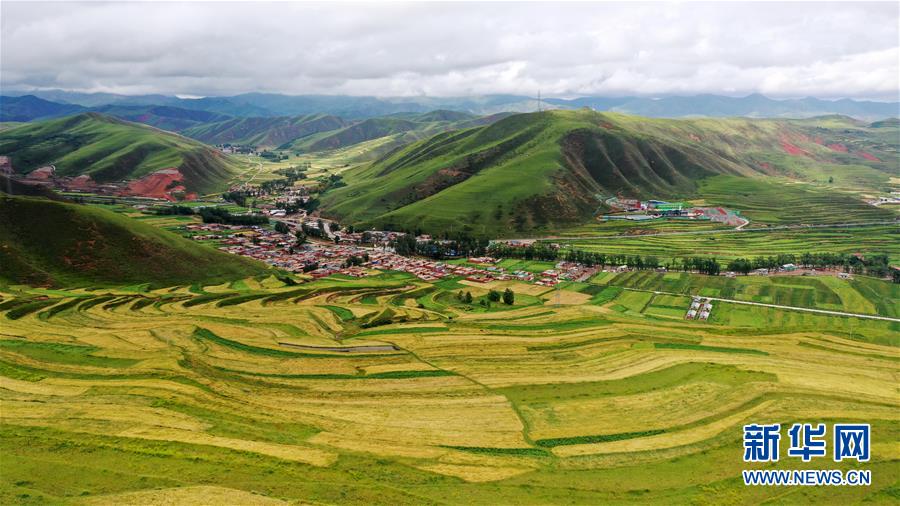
xmin=274 ymin=221 xmax=290 ymax=234
xmin=502 ymin=288 xmax=515 ymax=305
xmin=464 ymin=291 xmax=473 ymax=304
xmin=488 ymin=290 xmax=501 ymax=302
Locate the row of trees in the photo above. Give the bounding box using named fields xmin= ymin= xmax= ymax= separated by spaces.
xmin=154 ymin=204 xmax=270 ymax=225
xmin=726 ymin=253 xmax=894 ymax=278
xmin=487 ymin=243 xmax=896 ymax=280
xmin=675 ymin=257 xmax=721 ymax=276
xmin=154 ymin=205 xmax=195 ymax=216
xmin=391 ymin=234 xmax=491 ymax=259
xmin=198 ymin=207 xmax=269 ymax=226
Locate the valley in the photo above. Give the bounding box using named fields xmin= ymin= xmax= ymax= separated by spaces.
xmin=0 ymin=95 xmax=897 ymax=506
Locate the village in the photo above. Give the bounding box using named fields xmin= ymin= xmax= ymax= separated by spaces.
xmin=184 ymin=222 xmax=599 ymax=286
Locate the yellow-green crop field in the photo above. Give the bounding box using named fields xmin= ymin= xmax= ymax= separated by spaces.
xmin=1 ymin=271 xmax=898 ymax=504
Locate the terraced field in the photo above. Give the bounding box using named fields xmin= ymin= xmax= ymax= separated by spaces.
xmin=597 ymin=271 xmax=900 ymax=318
xmin=2 ymin=271 xmax=897 ymax=504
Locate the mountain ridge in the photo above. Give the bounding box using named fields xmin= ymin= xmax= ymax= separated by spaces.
xmin=3 ymin=91 xmax=897 ymax=121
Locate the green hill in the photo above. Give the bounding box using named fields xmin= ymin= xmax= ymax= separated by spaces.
xmin=320 ymin=110 xmax=898 ymax=236
xmin=0 ymin=113 xmax=242 ymax=193
xmin=0 ymin=194 xmax=267 ymax=287
xmin=182 ymin=114 xmax=348 ymax=147
xmin=283 ymin=111 xmax=510 ymax=153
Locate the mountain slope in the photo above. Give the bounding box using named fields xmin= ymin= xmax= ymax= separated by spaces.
xmin=0 ymin=194 xmax=267 ymax=287
xmin=182 ymin=114 xmax=348 ymax=147
xmin=0 ymin=113 xmax=242 ymax=193
xmin=284 ymin=111 xmax=511 ymax=153
xmin=321 ymin=110 xmax=898 ymax=235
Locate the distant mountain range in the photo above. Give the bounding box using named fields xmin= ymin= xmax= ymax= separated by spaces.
xmin=0 ymin=95 xmax=515 ymax=155
xmin=2 ymin=91 xmax=897 ymax=121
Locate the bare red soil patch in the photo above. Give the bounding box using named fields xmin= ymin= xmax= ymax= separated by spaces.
xmin=827 ymin=143 xmax=848 ymax=153
xmin=67 ymin=174 xmax=96 ymax=190
xmin=26 ymin=166 xmax=55 ymax=180
xmin=122 ymin=168 xmax=186 ymax=201
xmin=858 ymin=152 xmax=880 ymax=162
xmin=781 ymin=140 xmax=809 ymax=156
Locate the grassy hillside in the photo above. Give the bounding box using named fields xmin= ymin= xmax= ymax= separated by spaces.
xmin=321 ymin=110 xmax=898 ymax=236
xmin=183 ymin=114 xmax=348 ymax=147
xmin=0 ymin=195 xmax=267 ymax=287
xmin=283 ymin=111 xmax=509 ymax=153
xmin=0 ymin=113 xmax=243 ymax=193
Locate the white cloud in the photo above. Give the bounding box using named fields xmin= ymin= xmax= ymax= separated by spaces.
xmin=1 ymin=1 xmax=897 ymax=100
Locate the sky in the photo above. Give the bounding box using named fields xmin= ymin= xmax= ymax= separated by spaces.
xmin=2 ymin=1 xmax=898 ymax=100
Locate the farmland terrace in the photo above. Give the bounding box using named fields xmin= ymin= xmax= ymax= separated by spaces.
xmin=1 ymin=271 xmax=897 ymax=504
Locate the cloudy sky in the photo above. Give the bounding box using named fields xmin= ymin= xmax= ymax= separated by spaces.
xmin=2 ymin=1 xmax=898 ymax=100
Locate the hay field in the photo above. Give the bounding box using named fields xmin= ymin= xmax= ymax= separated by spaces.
xmin=1 ymin=272 xmax=898 ymax=504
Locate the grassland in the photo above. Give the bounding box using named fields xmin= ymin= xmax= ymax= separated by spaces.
xmin=1 ymin=268 xmax=897 ymax=504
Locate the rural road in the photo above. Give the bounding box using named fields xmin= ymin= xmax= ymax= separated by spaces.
xmin=511 ymin=220 xmax=900 ymax=242
xmin=623 ymin=287 xmax=900 ymax=323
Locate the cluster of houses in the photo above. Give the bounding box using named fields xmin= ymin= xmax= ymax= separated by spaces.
xmin=685 ymin=297 xmax=713 ymax=321
xmin=184 ymin=222 xmax=602 ymax=287
xmin=185 ymin=223 xmax=508 ymax=282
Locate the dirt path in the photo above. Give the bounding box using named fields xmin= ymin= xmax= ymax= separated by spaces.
xmin=278 ymin=342 xmax=399 ymax=352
